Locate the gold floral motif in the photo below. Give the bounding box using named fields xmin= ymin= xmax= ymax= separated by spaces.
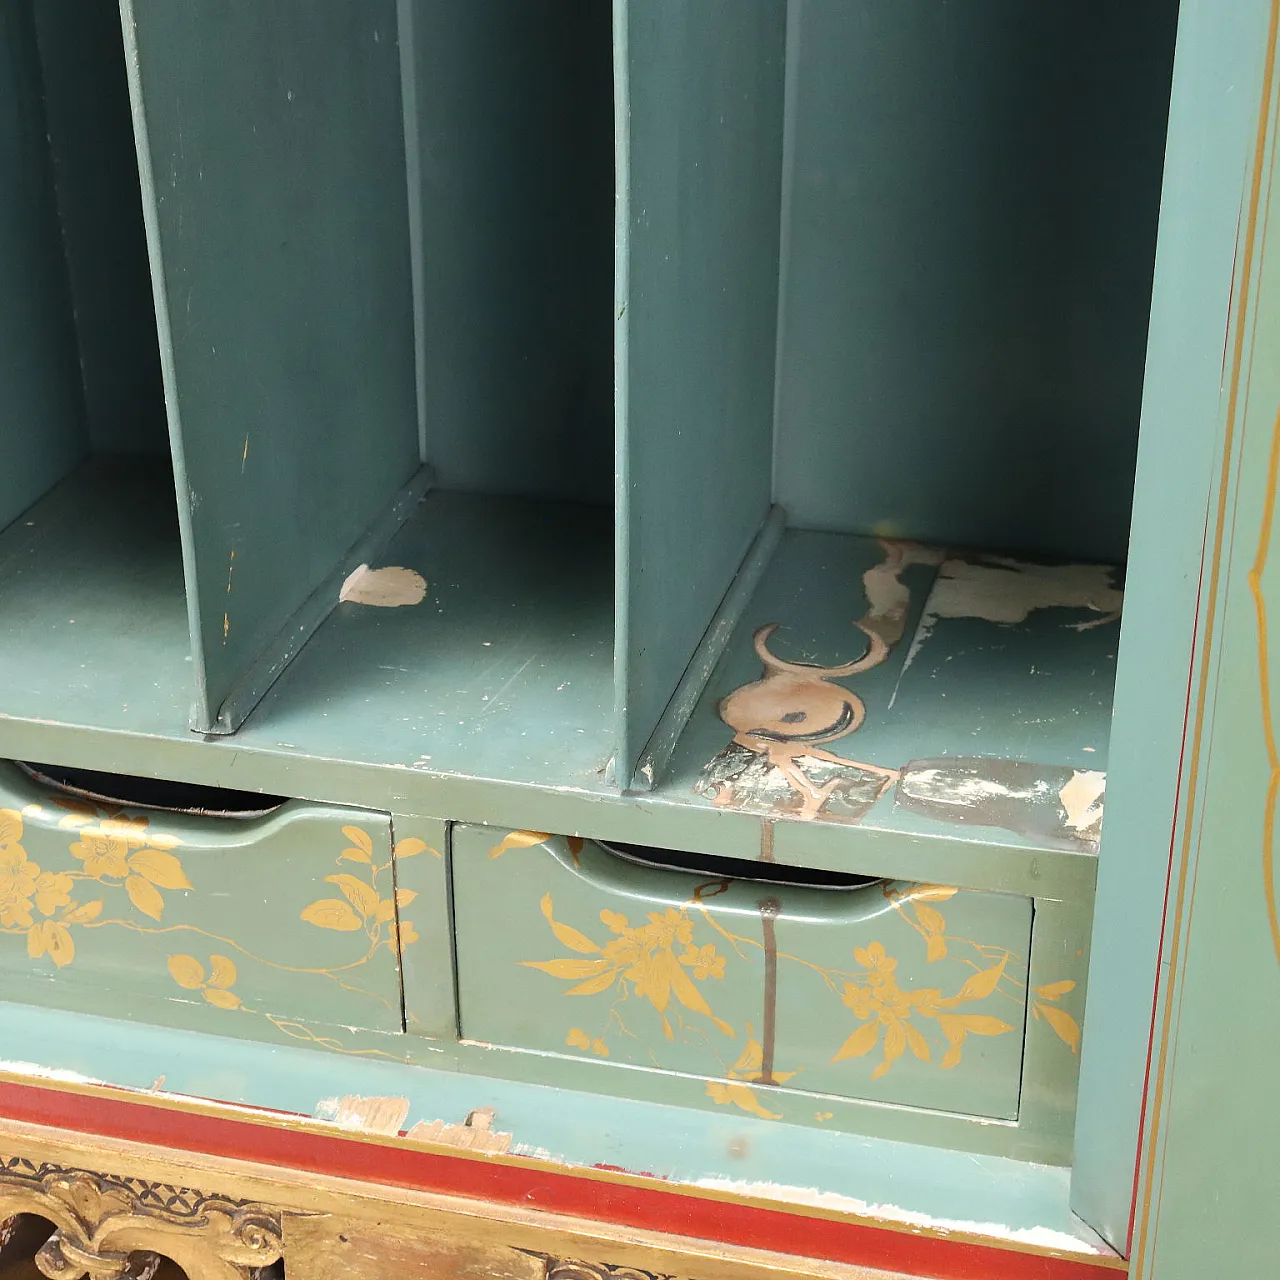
xmin=523 ymin=895 xmax=734 ymax=1045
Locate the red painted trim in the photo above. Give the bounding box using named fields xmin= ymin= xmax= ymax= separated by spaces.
xmin=0 ymin=1081 xmax=1121 ymax=1280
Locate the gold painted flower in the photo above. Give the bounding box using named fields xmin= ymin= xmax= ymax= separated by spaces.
xmin=640 ymin=908 xmax=695 ymax=951
xmin=69 ymin=832 xmax=130 ymax=879
xmin=33 ymin=871 xmax=73 ymax=916
xmin=681 ymin=942 xmax=726 ymax=980
xmin=0 ymin=846 xmax=39 ymax=929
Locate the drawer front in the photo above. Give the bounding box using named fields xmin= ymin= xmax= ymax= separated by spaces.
xmin=0 ymin=764 xmax=405 ymax=1036
xmin=454 ymin=826 xmax=1032 ymax=1120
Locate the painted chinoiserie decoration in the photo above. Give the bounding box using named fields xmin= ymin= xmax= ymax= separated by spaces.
xmin=3 ymin=0 xmax=1279 ymax=1277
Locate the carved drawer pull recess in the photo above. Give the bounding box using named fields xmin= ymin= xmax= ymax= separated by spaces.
xmin=0 ymin=1156 xmax=283 ymax=1280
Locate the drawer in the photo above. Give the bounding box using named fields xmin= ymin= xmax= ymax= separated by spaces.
xmin=453 ymin=826 xmax=1033 ymax=1121
xmin=0 ymin=763 xmax=407 ymax=1038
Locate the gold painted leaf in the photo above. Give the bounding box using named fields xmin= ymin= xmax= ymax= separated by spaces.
xmin=395 ymin=888 xmax=418 ymax=908
xmin=599 ymin=909 xmax=629 ymax=934
xmin=566 ymin=1027 xmax=591 ymax=1049
xmin=50 ymin=795 xmax=96 ymax=816
xmin=61 ymin=899 xmax=103 ymax=925
xmin=374 ymin=900 xmax=396 ymax=925
xmin=668 ymin=950 xmax=733 ymax=1035
xmin=910 ymin=885 xmax=959 ymax=902
xmin=913 ymin=903 xmax=946 ymax=935
xmin=925 ymin=934 xmax=948 ymax=963
xmin=325 ymin=873 xmax=379 ymax=918
xmin=26 ymin=924 xmax=45 ymax=959
xmin=44 ymin=922 xmax=74 ymax=968
xmin=940 ymin=1044 xmax=964 ymax=1070
xmin=952 ymin=1013 xmax=1014 ymax=1036
xmin=1038 ymin=1002 xmax=1081 ymax=1052
xmin=565 ymin=969 xmax=618 ymax=996
xmin=301 ymin=899 xmax=363 ymax=931
xmin=539 ymin=894 xmax=600 ymax=954
xmin=590 ymin=1038 xmax=609 ymax=1057
xmin=872 ymin=1021 xmax=907 ymax=1079
xmin=207 ymin=954 xmax=237 ymax=989
xmin=733 ymin=1038 xmax=764 ymax=1075
xmin=127 ymin=848 xmax=191 ymax=890
xmin=393 ymin=837 xmax=434 ymax=859
xmin=125 ymin=874 xmax=165 ymax=921
xmin=340 ymin=845 xmax=372 ymax=864
xmin=832 ymin=1020 xmax=881 ymax=1062
xmin=489 ymin=830 xmax=551 ymax=858
xmin=904 ymin=1022 xmax=932 ymax=1062
xmin=57 ymin=813 xmax=94 ymax=829
xmin=520 ymin=958 xmax=610 ymax=980
xmin=951 ymin=957 xmax=1007 ymax=1004
xmin=203 ymin=988 xmax=241 ymax=1010
xmin=342 ymin=826 xmax=375 ymax=857
xmin=1034 ymin=979 xmax=1077 ymax=1001
xmin=168 ymin=954 xmax=206 ymax=990
xmin=706 ymin=1080 xmax=781 ymax=1121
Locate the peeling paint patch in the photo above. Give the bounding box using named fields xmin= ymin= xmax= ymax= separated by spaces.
xmin=897 ymin=558 xmax=1122 ymax=697
xmin=691 ymin=1176 xmax=1109 ymax=1255
xmin=1059 ymin=770 xmax=1106 ymax=842
xmin=895 ymin=758 xmax=1105 ymax=852
xmin=406 ymin=1107 xmax=512 ymax=1154
xmin=339 ymin=563 xmax=427 ymax=607
xmin=313 ymin=1093 xmax=410 ymax=1135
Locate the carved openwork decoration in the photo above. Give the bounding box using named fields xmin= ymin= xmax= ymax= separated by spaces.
xmin=0 ymin=1155 xmax=283 ymax=1279
xmin=541 ymin=1257 xmax=677 ymax=1280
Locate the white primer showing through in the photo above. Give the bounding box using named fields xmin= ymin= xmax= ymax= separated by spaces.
xmin=0 ymin=1059 xmax=99 ymax=1086
xmin=1060 ymin=770 xmax=1107 ymax=835
xmin=339 ymin=564 xmax=427 ymax=608
xmin=692 ymin=1176 xmax=1109 ymax=1256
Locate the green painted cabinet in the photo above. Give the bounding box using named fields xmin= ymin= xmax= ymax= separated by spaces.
xmin=1 ymin=0 xmax=1278 ymax=1273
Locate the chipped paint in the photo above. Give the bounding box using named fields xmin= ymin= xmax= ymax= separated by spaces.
xmin=691 ymin=1176 xmax=1108 ymax=1255
xmin=895 ymin=758 xmax=1106 ymax=852
xmin=896 ymin=558 xmax=1122 ymax=700
xmin=1059 ymin=770 xmax=1106 ymax=840
xmin=406 ymin=1107 xmax=512 ymax=1154
xmin=0 ymin=1059 xmax=99 ymax=1086
xmin=313 ymin=1093 xmax=410 ymax=1135
xmin=339 ymin=563 xmax=427 ymax=607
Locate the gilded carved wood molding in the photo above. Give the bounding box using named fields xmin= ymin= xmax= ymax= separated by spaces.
xmin=0 ymin=1155 xmax=283 ymax=1280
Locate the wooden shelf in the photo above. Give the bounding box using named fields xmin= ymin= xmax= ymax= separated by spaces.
xmin=655 ymin=529 xmax=1119 ymax=862
xmin=0 ymin=458 xmax=190 ymax=736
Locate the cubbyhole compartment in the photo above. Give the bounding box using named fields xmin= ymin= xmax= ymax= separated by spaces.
xmin=619 ymin=1 xmax=1181 ymax=865
xmin=123 ymin=2 xmax=616 ymax=774
xmin=0 ymin=2 xmax=183 ymax=736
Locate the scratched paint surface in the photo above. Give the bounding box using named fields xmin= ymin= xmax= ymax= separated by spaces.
xmin=661 ymin=529 xmax=1121 ymax=855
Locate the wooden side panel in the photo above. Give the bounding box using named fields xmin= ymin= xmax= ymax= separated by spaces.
xmin=404 ymin=1 xmax=614 ymax=504
xmin=1130 ymin=5 xmax=1280 ymax=1276
xmin=614 ymin=0 xmax=785 ymax=784
xmin=0 ymin=1 xmax=86 ymax=532
xmin=123 ymin=0 xmax=420 ymax=731
xmin=1071 ymin=0 xmax=1275 ymax=1251
xmin=773 ymin=0 xmax=1178 ymax=561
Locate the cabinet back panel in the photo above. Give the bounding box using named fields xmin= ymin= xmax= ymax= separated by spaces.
xmin=774 ymin=0 xmax=1179 ymax=562
xmin=32 ymin=0 xmax=166 ymax=459
xmin=407 ymin=1 xmax=614 ymax=504
xmin=125 ymin=0 xmax=420 ymax=721
xmin=0 ymin=0 xmax=87 ymax=533
xmin=616 ymin=0 xmax=786 ymax=779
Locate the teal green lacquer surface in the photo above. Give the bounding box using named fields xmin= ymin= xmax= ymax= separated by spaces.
xmin=454 ymin=829 xmax=1034 ymax=1122
xmin=0 ymin=764 xmax=404 ymax=1038
xmin=615 ymin=0 xmax=785 ymax=784
xmin=1129 ymin=5 xmax=1280 ymax=1273
xmin=1072 ymin=0 xmax=1277 ymax=1252
xmin=123 ymin=0 xmax=420 ymax=732
xmin=773 ymin=0 xmax=1177 ymax=562
xmin=0 ymin=0 xmax=86 ymax=532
